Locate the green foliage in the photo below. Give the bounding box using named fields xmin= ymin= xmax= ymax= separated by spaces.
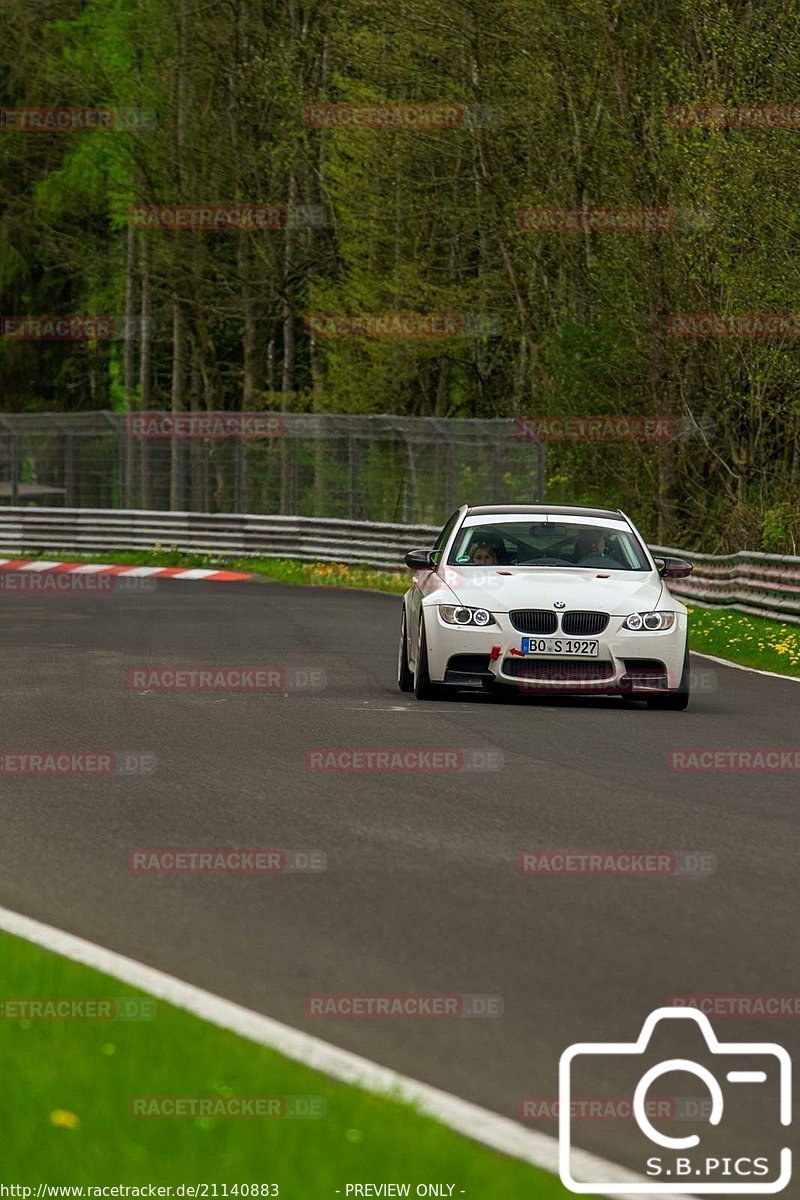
xmin=1 ymin=0 xmax=799 ymax=547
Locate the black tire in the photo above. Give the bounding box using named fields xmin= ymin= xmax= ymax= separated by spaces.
xmin=646 ymin=642 xmax=690 ymax=710
xmin=397 ymin=608 xmax=414 ymax=692
xmin=414 ymin=617 xmax=445 ymax=700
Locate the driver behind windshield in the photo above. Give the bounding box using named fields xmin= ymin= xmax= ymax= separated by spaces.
xmin=574 ymin=530 xmax=612 ymax=566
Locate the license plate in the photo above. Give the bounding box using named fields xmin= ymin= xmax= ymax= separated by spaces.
xmin=520 ymin=637 xmax=599 ymax=656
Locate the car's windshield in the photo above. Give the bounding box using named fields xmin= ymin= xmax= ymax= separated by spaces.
xmin=448 ymin=521 xmax=650 ymax=571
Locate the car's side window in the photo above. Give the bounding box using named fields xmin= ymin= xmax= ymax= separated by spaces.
xmin=431 ymin=510 xmax=461 ymax=565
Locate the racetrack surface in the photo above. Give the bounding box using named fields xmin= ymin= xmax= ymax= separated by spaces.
xmin=1 ymin=578 xmax=797 ymax=1178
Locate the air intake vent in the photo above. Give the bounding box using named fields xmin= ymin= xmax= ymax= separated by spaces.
xmin=561 ymin=611 xmax=610 ymax=635
xmin=509 ymin=610 xmax=558 ymax=635
xmin=503 ymin=659 xmax=614 ymax=681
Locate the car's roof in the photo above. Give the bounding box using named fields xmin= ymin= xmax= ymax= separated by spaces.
xmin=466 ymin=504 xmax=625 ymax=521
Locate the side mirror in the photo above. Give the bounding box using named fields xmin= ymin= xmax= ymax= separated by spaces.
xmin=656 ymin=556 xmax=693 ymax=580
xmin=404 ymin=548 xmax=437 ymax=571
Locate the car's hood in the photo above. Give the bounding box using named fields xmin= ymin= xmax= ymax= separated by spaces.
xmin=446 ymin=567 xmax=663 ymax=614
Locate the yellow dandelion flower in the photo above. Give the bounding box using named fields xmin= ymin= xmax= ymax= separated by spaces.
xmin=50 ymin=1109 xmax=80 ymax=1130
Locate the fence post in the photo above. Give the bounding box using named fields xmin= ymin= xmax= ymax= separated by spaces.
xmin=234 ymin=436 xmax=245 ymax=513
xmin=64 ymin=433 xmax=75 ymax=506
xmin=9 ymin=435 xmax=19 ymax=506
xmin=348 ymin=436 xmax=358 ymax=519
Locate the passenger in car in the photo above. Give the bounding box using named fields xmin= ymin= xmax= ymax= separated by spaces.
xmin=469 ymin=542 xmax=500 ymax=566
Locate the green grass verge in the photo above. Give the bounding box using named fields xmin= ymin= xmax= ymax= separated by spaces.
xmin=687 ymin=606 xmax=800 ymax=678
xmin=0 ymin=931 xmax=577 ymax=1193
xmin=11 ymin=546 xmax=800 ymax=678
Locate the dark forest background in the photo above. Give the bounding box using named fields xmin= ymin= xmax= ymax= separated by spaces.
xmin=2 ymin=0 xmax=799 ymax=550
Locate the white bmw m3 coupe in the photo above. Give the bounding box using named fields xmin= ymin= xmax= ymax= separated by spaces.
xmin=398 ymin=504 xmax=693 ymax=708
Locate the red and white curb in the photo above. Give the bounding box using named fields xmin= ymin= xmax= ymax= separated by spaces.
xmin=0 ymin=558 xmax=251 ymax=583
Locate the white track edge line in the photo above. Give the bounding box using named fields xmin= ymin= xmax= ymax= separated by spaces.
xmin=0 ymin=905 xmax=696 ymax=1200
xmin=690 ymin=649 xmax=800 ymax=683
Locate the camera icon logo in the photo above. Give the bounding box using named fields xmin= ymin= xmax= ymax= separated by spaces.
xmin=559 ymin=1007 xmax=791 ymax=1194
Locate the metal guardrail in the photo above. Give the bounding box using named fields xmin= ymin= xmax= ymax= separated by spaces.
xmin=650 ymin=545 xmax=800 ymax=625
xmin=0 ymin=507 xmax=440 ymax=570
xmin=0 ymin=507 xmax=797 ymax=624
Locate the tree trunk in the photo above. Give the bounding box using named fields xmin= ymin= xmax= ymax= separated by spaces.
xmin=281 ymin=174 xmax=298 ymax=393
xmin=138 ymin=233 xmax=152 ymax=508
xmin=123 ymin=225 xmax=137 ymax=506
xmin=170 ymin=301 xmax=185 ymax=510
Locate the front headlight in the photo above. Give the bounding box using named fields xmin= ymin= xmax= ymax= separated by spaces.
xmin=623 ymin=611 xmax=676 ymax=631
xmin=439 ymin=605 xmax=496 ymax=628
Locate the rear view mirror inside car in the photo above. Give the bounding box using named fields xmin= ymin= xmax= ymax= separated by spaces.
xmin=530 ymin=523 xmax=568 ymax=536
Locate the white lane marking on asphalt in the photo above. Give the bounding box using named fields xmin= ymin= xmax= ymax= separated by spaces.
xmin=171 ymin=568 xmax=219 ymax=579
xmin=18 ymin=560 xmax=63 ymax=571
xmin=68 ymin=564 xmax=114 ymax=573
xmin=343 ymin=700 xmax=482 ymax=710
xmin=117 ymin=566 xmax=166 ymax=577
xmin=0 ymin=905 xmax=695 ymax=1199
xmin=690 ymin=649 xmax=800 ymax=684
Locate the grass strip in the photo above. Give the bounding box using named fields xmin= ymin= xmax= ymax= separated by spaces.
xmin=0 ymin=930 xmax=576 ymax=1194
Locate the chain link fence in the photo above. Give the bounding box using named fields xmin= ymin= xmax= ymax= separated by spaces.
xmin=0 ymin=412 xmax=544 ymax=524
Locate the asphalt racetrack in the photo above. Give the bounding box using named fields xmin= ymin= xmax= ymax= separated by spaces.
xmin=1 ymin=576 xmax=798 ymax=1178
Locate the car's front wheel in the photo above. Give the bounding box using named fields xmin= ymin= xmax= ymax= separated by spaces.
xmin=414 ymin=618 xmax=445 ymax=700
xmin=646 ymin=643 xmax=690 ymax=710
xmin=397 ymin=609 xmax=414 ymax=692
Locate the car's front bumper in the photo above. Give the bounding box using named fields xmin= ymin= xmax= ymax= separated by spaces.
xmin=424 ymin=607 xmax=688 ymax=694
